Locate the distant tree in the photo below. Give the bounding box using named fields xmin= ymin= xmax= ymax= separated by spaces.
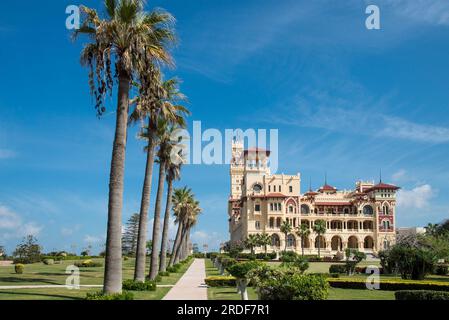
xmin=0 ymin=246 xmax=5 ymax=259
xmin=296 ymin=224 xmax=311 ymax=258
xmin=313 ymin=220 xmax=327 ymax=258
xmin=122 ymin=213 xmax=140 ymax=256
xmin=13 ymin=235 xmax=42 ymax=264
xmin=280 ymin=221 xmax=292 ymax=252
xmin=257 ymin=233 xmax=271 ymax=257
xmin=80 ymin=250 xmax=90 ymax=257
xmin=244 ymin=234 xmax=259 ymax=257
xmin=146 ymin=240 xmax=153 ymax=255
xmin=425 ymin=223 xmax=439 ymax=236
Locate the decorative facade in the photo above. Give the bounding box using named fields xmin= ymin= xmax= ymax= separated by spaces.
xmin=228 ymin=140 xmax=399 ymax=256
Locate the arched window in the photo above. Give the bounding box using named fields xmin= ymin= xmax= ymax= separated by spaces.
xmin=271 ymin=234 xmax=280 ymax=247
xmin=363 ymin=205 xmax=374 ymax=215
xmin=269 ymin=217 xmax=274 ymax=229
xmin=382 ymin=220 xmax=390 ymax=230
xmin=364 ymin=236 xmax=374 ymax=249
xmin=383 ymin=205 xmax=389 ymax=215
xmin=301 ymin=204 xmax=310 ymax=214
xmin=287 ymin=234 xmax=296 ymax=247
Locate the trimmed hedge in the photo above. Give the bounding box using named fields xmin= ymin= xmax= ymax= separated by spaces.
xmin=328 ymin=278 xmax=449 ymax=291
xmin=205 ymin=276 xmax=236 ymax=287
xmin=122 ymin=279 xmax=156 ymax=291
xmin=395 ymin=290 xmax=449 ymax=300
xmin=74 ymin=260 xmax=103 ymax=268
xmin=329 ymin=264 xmax=346 ymax=274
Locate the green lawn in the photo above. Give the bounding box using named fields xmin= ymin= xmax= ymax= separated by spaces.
xmin=205 ymin=258 xmax=416 ymax=301
xmin=0 ymin=257 xmax=192 ymax=300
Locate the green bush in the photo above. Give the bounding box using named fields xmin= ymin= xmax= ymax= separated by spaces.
xmin=85 ymin=291 xmax=134 ymax=300
xmin=395 ymin=290 xmax=449 ymax=300
xmin=74 ymin=259 xmax=103 ymax=268
xmin=329 ymin=264 xmax=347 ymax=274
xmin=227 ymin=261 xmax=264 ymax=279
xmin=14 ymin=264 xmax=24 ymax=274
xmin=43 ymin=258 xmax=55 ymax=265
xmin=204 ymin=276 xmax=236 ymax=287
xmin=123 ymin=256 xmax=129 ymax=261
xmin=159 ymin=271 xmax=170 ymax=277
xmin=328 ymin=278 xmax=449 ymax=291
xmin=435 ymin=264 xmax=448 ymax=276
xmin=166 ymin=266 xmax=177 ymax=273
xmin=122 ymin=279 xmax=156 ymax=291
xmin=280 ymin=251 xmax=297 ymax=263
xmin=258 ymin=273 xmax=329 ymax=300
xmin=193 ymin=253 xmax=205 ymax=258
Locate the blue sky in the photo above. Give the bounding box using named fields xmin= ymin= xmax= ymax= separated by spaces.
xmin=1 ymin=0 xmax=449 ymax=253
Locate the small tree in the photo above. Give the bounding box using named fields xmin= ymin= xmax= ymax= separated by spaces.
xmin=13 ymin=235 xmax=42 ymax=264
xmin=296 ymin=224 xmax=311 ymax=257
xmin=244 ymin=234 xmax=259 ymax=258
xmin=257 ymin=233 xmax=271 ymax=258
xmin=227 ymin=261 xmax=263 ymax=300
xmin=0 ymin=246 xmax=5 ymax=259
xmin=313 ymin=220 xmax=326 ymax=258
xmin=280 ymin=221 xmax=292 ymax=252
xmin=122 ymin=213 xmax=140 ymax=256
xmin=345 ymin=248 xmax=366 ymax=275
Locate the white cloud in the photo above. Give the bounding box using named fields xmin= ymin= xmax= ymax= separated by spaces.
xmin=392 ymin=169 xmax=407 ymax=182
xmin=383 ymin=0 xmax=449 ymax=26
xmin=83 ymin=234 xmax=104 ymax=244
xmin=0 ymin=205 xmax=42 ymax=239
xmin=0 ymin=149 xmax=15 ymax=159
xmin=397 ymin=184 xmax=434 ymax=209
xmin=61 ymin=224 xmax=81 ymax=236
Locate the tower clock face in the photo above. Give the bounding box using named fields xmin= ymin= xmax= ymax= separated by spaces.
xmin=253 ymin=184 xmax=262 ymax=192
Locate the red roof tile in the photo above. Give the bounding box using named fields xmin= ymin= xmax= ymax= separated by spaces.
xmin=365 ymin=183 xmax=400 ymax=192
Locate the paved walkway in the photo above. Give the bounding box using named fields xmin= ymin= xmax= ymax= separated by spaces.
xmin=163 ymin=258 xmax=207 ymax=300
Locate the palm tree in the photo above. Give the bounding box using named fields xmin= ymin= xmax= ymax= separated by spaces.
xmin=168 ymin=187 xmax=193 ymax=267
xmin=313 ymin=220 xmax=327 ymax=258
xmin=174 ymin=198 xmax=201 ymax=263
xmin=425 ymin=223 xmax=439 ymax=236
xmin=244 ymin=234 xmax=259 ymax=256
xmin=75 ymin=0 xmax=175 ymax=294
xmin=296 ymin=223 xmax=311 ymax=257
xmin=159 ymin=134 xmax=186 ymax=272
xmin=132 ymin=76 xmax=188 ymax=282
xmin=280 ymin=221 xmax=292 ymax=252
xmin=258 ymin=233 xmax=271 ymax=257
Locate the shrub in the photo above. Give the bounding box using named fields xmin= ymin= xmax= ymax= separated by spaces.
xmin=85 ymin=291 xmax=134 ymax=300
xmin=328 ymin=278 xmax=449 ymax=291
xmin=74 ymin=260 xmax=103 ymax=268
xmin=43 ymin=258 xmax=55 ymax=265
xmin=257 ymin=272 xmax=329 ymax=300
xmin=193 ymin=253 xmax=205 ymax=258
xmin=159 ymin=271 xmax=170 ymax=277
xmin=280 ymin=251 xmax=297 ymax=263
xmin=14 ymin=264 xmax=24 ymax=274
xmin=329 ymin=264 xmax=347 ymax=274
xmin=204 ymin=276 xmax=236 ymax=287
xmin=166 ymin=266 xmax=177 ymax=273
xmin=387 ymin=245 xmax=437 ymax=280
xmin=395 ymin=290 xmax=449 ymax=300
xmin=122 ymin=279 xmax=156 ymax=291
xmin=227 ymin=261 xmax=263 ymax=279
xmin=435 ymin=264 xmax=448 ymax=276
xmin=123 ymin=256 xmax=129 ymax=261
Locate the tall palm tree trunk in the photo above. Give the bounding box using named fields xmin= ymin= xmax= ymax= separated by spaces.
xmin=103 ymin=74 xmax=130 ymax=294
xmin=159 ymin=178 xmax=173 ymax=271
xmin=134 ymin=127 xmax=156 ymax=282
xmin=175 ymin=224 xmax=188 ymax=263
xmin=149 ymin=160 xmax=166 ymax=279
xmin=169 ymin=220 xmax=184 ymax=267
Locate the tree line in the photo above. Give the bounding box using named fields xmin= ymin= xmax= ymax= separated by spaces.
xmin=73 ymin=0 xmax=201 ymax=294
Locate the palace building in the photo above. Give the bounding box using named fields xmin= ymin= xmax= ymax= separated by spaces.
xmin=227 ymin=139 xmax=399 ymax=256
